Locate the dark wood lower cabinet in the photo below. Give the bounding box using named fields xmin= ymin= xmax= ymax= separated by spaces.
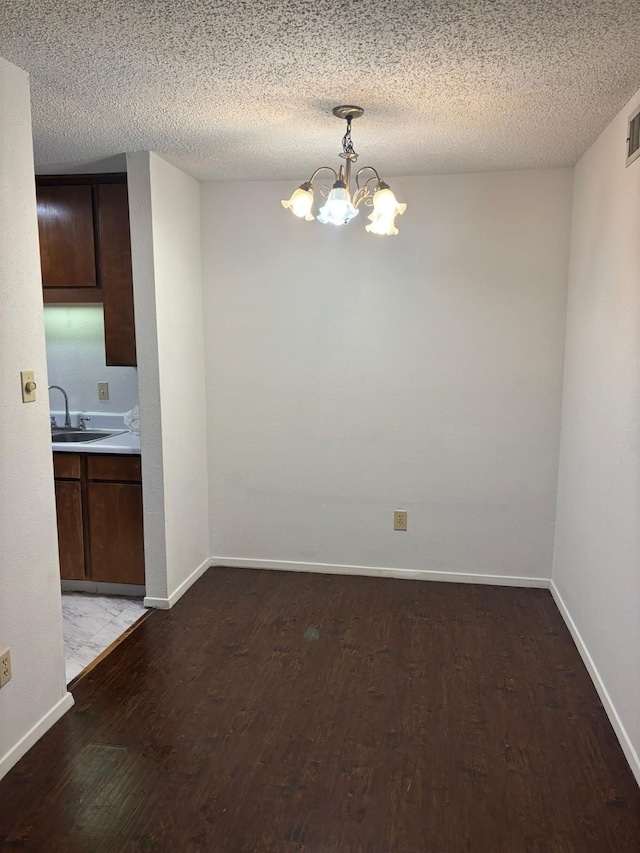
xmin=54 ymin=480 xmax=85 ymax=580
xmin=53 ymin=452 xmax=144 ymax=585
xmin=88 ymin=482 xmax=145 ymax=584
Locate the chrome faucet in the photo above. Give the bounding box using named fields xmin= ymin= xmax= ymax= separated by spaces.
xmin=48 ymin=385 xmax=72 ymax=428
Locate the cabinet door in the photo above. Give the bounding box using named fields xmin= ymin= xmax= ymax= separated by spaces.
xmin=54 ymin=480 xmax=86 ymax=580
xmin=98 ymin=183 xmax=137 ymax=366
xmin=37 ymin=185 xmax=97 ymax=288
xmin=88 ymin=482 xmax=145 ymax=584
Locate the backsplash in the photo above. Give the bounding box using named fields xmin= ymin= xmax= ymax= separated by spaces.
xmin=44 ymin=305 xmax=139 ymax=413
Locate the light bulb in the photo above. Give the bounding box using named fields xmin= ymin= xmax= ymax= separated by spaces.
xmin=317 ymin=184 xmax=359 ymax=226
xmin=281 ymin=185 xmax=314 ymax=220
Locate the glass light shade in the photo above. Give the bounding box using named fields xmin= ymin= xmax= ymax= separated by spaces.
xmin=372 ymin=187 xmax=406 ymax=217
xmin=365 ymin=186 xmax=407 ymax=235
xmin=317 ymin=186 xmax=359 ymax=226
xmin=366 ymin=215 xmax=399 ymax=236
xmin=281 ymin=186 xmax=314 ymax=220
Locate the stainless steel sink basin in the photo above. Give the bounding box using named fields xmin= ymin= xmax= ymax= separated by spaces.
xmin=51 ymin=429 xmax=125 ymax=443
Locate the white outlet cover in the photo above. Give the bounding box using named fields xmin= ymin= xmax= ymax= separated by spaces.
xmin=0 ymin=648 xmax=11 ymax=688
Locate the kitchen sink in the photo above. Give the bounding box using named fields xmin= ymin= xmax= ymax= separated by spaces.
xmin=51 ymin=429 xmax=125 ymax=443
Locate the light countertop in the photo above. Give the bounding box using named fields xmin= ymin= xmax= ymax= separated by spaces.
xmin=51 ymin=411 xmax=141 ymax=456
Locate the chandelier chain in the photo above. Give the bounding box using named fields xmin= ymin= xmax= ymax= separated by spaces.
xmin=342 ymin=117 xmax=357 ymax=157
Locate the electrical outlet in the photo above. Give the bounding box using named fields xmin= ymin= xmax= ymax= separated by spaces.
xmin=0 ymin=649 xmax=11 ymax=688
xmin=20 ymin=370 xmax=37 ymax=403
xmin=394 ymin=510 xmax=408 ymax=531
xmin=97 ymin=382 xmax=109 ymax=401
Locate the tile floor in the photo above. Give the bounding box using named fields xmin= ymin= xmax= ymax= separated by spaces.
xmin=61 ymin=592 xmax=147 ymax=684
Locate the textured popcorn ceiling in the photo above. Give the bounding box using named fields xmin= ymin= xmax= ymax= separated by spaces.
xmin=1 ymin=0 xmax=639 ymax=181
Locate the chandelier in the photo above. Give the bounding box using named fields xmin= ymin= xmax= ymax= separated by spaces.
xmin=281 ymin=106 xmax=406 ymax=236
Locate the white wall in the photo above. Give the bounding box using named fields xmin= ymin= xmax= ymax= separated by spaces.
xmin=44 ymin=305 xmax=139 ymax=415
xmin=127 ymin=152 xmax=210 ymax=606
xmin=0 ymin=57 xmax=72 ymax=780
xmin=202 ymin=170 xmax=573 ymax=582
xmin=552 ymin=87 xmax=640 ymax=783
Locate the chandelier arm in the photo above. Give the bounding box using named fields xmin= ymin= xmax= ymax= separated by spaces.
xmin=308 ymin=166 xmax=339 ymax=184
xmin=355 ymin=165 xmax=382 ymax=189
xmin=353 ymin=176 xmax=379 ymax=209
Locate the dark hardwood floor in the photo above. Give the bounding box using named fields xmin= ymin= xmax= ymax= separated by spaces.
xmin=1 ymin=568 xmax=639 ymax=852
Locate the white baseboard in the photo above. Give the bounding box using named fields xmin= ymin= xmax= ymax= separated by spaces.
xmin=551 ymin=581 xmax=640 ymax=788
xmin=61 ymin=580 xmax=145 ymax=596
xmin=210 ymin=556 xmax=551 ymax=589
xmin=0 ymin=691 xmax=74 ymax=781
xmin=144 ymin=557 xmax=211 ymax=610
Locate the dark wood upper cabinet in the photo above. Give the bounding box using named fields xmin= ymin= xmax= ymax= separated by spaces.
xmin=36 ymin=173 xmax=137 ymax=366
xmin=98 ymin=183 xmax=137 ymax=366
xmin=37 ymin=185 xmax=97 ymax=288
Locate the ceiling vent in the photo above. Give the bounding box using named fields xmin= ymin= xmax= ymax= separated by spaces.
xmin=626 ymin=105 xmax=640 ymax=166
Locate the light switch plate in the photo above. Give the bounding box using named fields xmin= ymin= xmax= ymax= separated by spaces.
xmin=98 ymin=382 xmax=109 ymax=401
xmin=20 ymin=370 xmax=37 ymax=403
